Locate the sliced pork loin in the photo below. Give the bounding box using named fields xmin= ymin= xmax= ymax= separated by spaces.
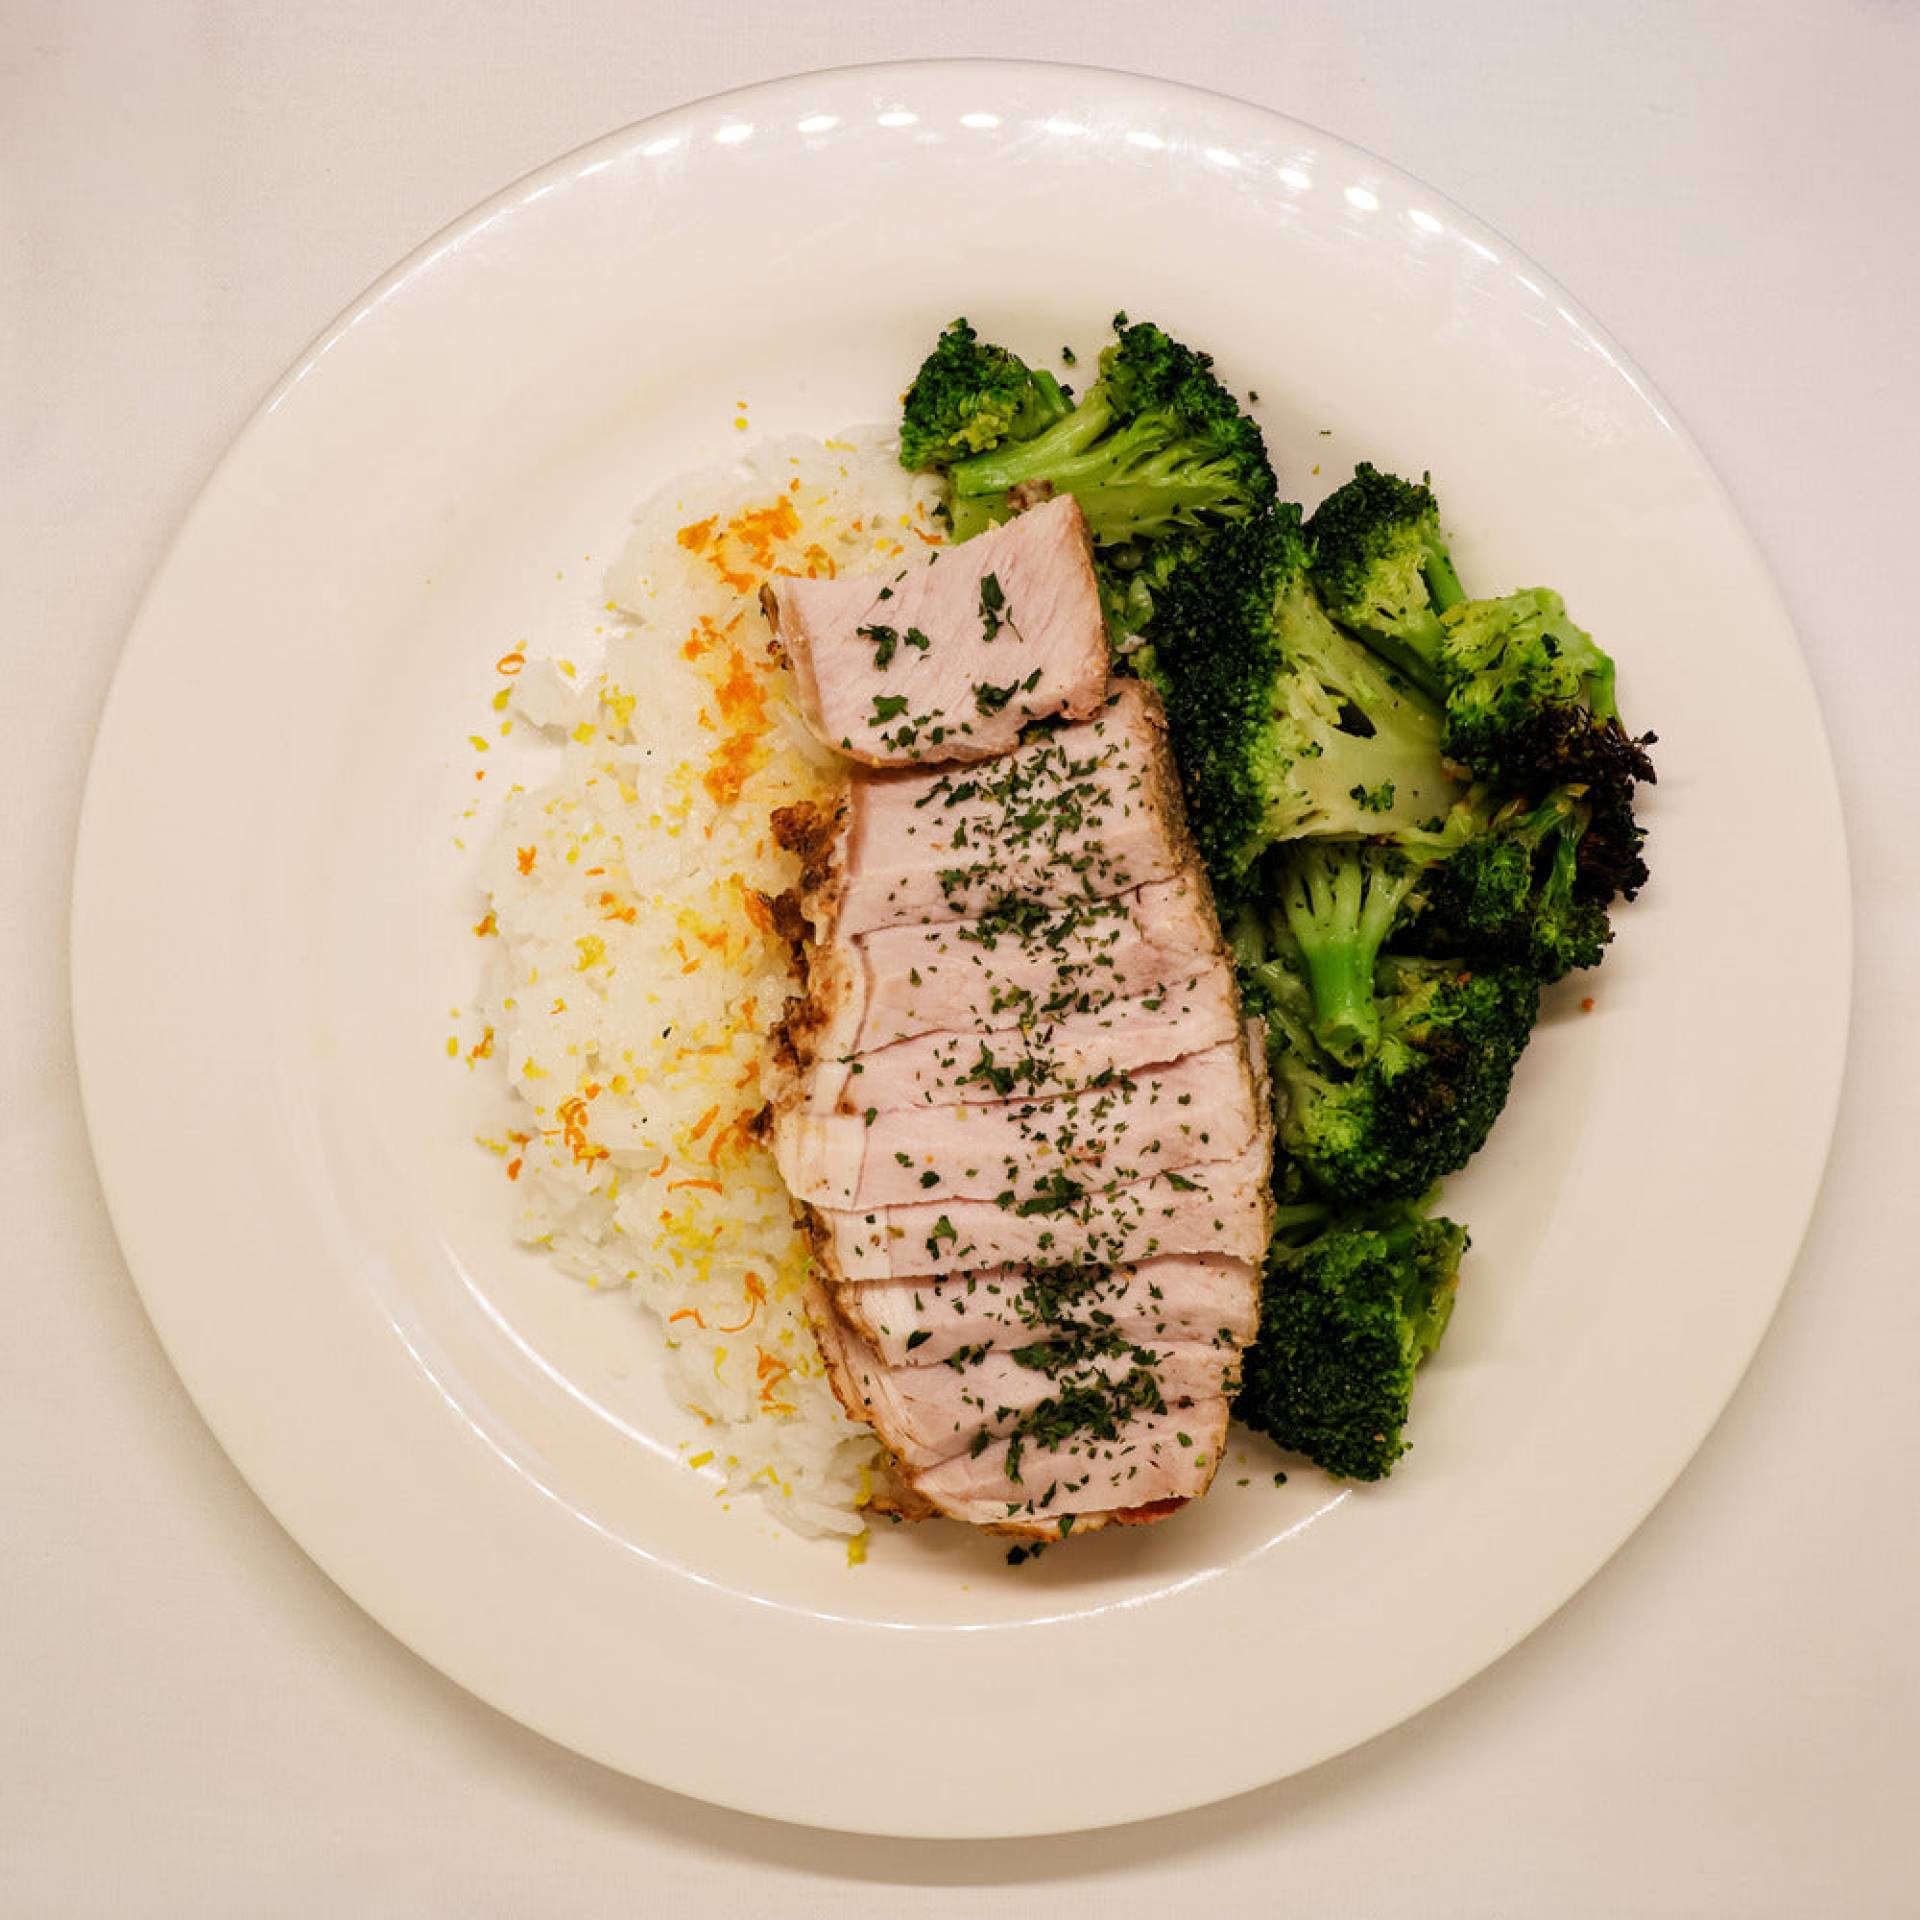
xmin=773 ymin=871 xmax=1227 ymax=1088
xmin=793 ymin=966 xmax=1238 ymax=1117
xmin=914 ymin=1401 xmax=1232 ymax=1532
xmin=806 ymin=1282 xmax=1235 ymax=1535
xmin=836 ymin=1253 xmax=1261 ymax=1369
xmin=813 ymin=1309 xmax=1238 ymax=1471
xmin=763 ymin=493 xmax=1110 ymax=766
xmin=773 ymin=1035 xmax=1262 ymax=1210
xmin=772 ymin=678 xmax=1188 ymax=938
xmin=809 ymin=1113 xmax=1274 ymax=1283
xmin=770 ymin=648 xmax=1272 ymax=1538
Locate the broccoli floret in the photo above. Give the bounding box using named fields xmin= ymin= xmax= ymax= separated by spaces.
xmin=1274 ymin=841 xmax=1427 ymax=1064
xmin=1308 ymin=467 xmax=1656 ymax=900
xmin=898 ymin=318 xmax=1073 ymax=474
xmin=943 ymin=315 xmax=1276 ymax=547
xmin=1145 ymin=508 xmax=1466 ymax=898
xmin=1234 ymin=1197 xmax=1466 ymax=1480
xmin=1305 ymin=462 xmax=1465 ymax=685
xmin=1247 ymin=947 xmax=1538 ymax=1205
xmin=1096 ymin=528 xmax=1210 ymax=650
xmin=1403 ymin=787 xmax=1612 ymax=981
xmin=1435 ymin=591 xmax=1655 ymax=901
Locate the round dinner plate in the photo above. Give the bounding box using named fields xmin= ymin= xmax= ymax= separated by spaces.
xmin=72 ymin=62 xmax=1848 ymax=1836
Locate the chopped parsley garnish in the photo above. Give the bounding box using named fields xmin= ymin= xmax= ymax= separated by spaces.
xmin=857 ymin=622 xmax=898 ymax=668
xmin=978 ymin=570 xmax=1015 ymax=642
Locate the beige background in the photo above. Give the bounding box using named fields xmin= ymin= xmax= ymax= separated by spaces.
xmin=6 ymin=2 xmax=1917 ymax=1912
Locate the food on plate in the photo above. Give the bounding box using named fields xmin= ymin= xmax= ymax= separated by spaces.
xmin=472 ymin=310 xmax=1657 ymax=1545
xmin=472 ymin=433 xmax=938 ymax=1539
xmin=903 ymin=314 xmax=1275 ymax=563
xmin=898 ymin=314 xmax=1656 ymax=1488
xmin=1233 ymin=1198 xmax=1466 ymax=1482
xmin=761 ymin=491 xmax=1109 ymax=764
xmin=765 ymin=558 xmax=1274 ymax=1531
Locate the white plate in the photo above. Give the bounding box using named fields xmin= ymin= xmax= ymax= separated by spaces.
xmin=72 ymin=62 xmax=1848 ymax=1836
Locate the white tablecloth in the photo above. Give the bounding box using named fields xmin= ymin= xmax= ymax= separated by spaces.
xmin=7 ymin=2 xmax=1917 ymax=1912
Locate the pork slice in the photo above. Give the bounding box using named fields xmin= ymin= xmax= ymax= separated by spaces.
xmin=810 ymin=1121 xmax=1275 ymax=1282
xmin=783 ymin=678 xmax=1189 ymax=938
xmin=779 ymin=876 xmax=1225 ymax=1089
xmin=802 ymin=1284 xmax=1235 ymax=1529
xmin=795 ymin=966 xmax=1237 ymax=1116
xmin=911 ymin=1400 xmax=1232 ymax=1532
xmin=764 ymin=493 xmax=1109 ymax=766
xmin=835 ymin=1254 xmax=1261 ymax=1368
xmin=773 ymin=1036 xmax=1261 ymax=1209
xmin=850 ymin=1338 xmax=1238 ymax=1472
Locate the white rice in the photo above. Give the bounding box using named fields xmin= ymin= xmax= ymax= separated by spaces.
xmin=475 ymin=428 xmax=946 ymax=1538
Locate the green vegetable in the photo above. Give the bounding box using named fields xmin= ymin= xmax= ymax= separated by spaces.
xmin=898 ymin=318 xmax=1073 ymax=473
xmin=1273 ymin=841 xmax=1428 ymax=1065
xmin=1235 ymin=1198 xmax=1466 ymax=1480
xmin=938 ymin=314 xmax=1277 ymax=549
xmin=1139 ymin=506 xmax=1466 ymax=899
xmin=1303 ymin=462 xmax=1465 ymax=685
xmin=1243 ymin=934 xmax=1539 ymax=1205
xmin=1307 ymin=464 xmax=1655 ymax=901
xmin=1405 ymin=787 xmax=1613 ymax=982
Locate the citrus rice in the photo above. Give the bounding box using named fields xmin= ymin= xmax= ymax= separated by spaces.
xmin=475 ymin=428 xmax=947 ymax=1538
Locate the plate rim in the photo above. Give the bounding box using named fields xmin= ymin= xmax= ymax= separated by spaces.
xmin=70 ymin=57 xmax=1854 ymax=1835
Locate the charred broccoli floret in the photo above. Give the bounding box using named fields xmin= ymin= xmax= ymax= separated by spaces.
xmin=1235 ymin=1197 xmax=1467 ymax=1480
xmin=1306 ymin=467 xmax=1655 ymax=901
xmin=1242 ymin=942 xmax=1539 ymax=1205
xmin=1403 ymin=787 xmax=1613 ymax=981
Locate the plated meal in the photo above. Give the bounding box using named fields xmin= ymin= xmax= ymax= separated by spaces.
xmin=74 ymin=64 xmax=1844 ymax=1828
xmin=472 ymin=313 xmax=1657 ymax=1552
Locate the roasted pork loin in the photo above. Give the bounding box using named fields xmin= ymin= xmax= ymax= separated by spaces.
xmin=764 ymin=503 xmax=1272 ymax=1538
xmin=762 ymin=493 xmax=1109 ymax=766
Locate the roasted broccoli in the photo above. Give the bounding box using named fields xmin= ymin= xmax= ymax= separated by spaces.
xmin=1272 ymin=840 xmax=1430 ymax=1065
xmin=1303 ymin=462 xmax=1465 ymax=685
xmin=1403 ymin=787 xmax=1613 ymax=981
xmin=1141 ymin=506 xmax=1465 ymax=898
xmin=1234 ymin=1198 xmax=1467 ymax=1480
xmin=1306 ymin=465 xmax=1656 ymax=900
xmin=898 ymin=318 xmax=1073 ymax=475
xmin=1242 ymin=939 xmax=1539 ymax=1205
xmin=938 ymin=314 xmax=1277 ymax=548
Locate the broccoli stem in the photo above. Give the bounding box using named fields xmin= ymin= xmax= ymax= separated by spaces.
xmin=945 ymin=494 xmax=1003 ymax=542
xmin=1030 ymin=369 xmax=1071 ymax=420
xmin=1226 ymin=905 xmax=1270 ymax=968
xmin=1278 ymin=845 xmax=1422 ymax=1065
xmin=949 ymin=394 xmax=1117 ymax=494
xmin=1270 ymin=1200 xmax=1333 ymax=1247
xmin=1422 ymin=533 xmax=1466 ymax=613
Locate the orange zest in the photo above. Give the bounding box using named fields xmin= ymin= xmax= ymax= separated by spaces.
xmin=715 ymin=1275 xmax=767 ymax=1334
